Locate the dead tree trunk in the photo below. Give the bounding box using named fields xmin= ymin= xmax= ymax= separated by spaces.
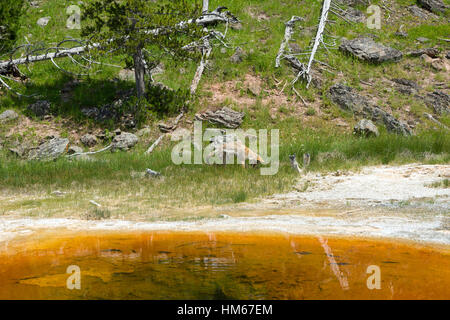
xmin=202 ymin=0 xmax=209 ymax=13
xmin=133 ymin=46 xmax=146 ymax=98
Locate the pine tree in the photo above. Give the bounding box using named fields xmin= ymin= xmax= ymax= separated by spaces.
xmin=81 ymin=0 xmax=205 ymax=98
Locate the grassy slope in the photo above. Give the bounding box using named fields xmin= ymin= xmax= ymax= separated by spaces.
xmin=0 ymin=0 xmax=449 ymax=219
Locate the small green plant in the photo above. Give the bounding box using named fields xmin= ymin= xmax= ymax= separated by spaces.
xmin=427 ymin=179 xmax=449 ymax=189
xmin=306 ymin=108 xmax=316 ymax=116
xmin=231 ymin=190 xmax=247 ymax=203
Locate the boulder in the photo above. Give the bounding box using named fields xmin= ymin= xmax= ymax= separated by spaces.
xmin=339 ymin=37 xmax=403 ymax=63
xmin=195 ymin=107 xmax=245 ymax=129
xmin=28 ymin=138 xmax=69 ymax=160
xmin=417 ymin=0 xmax=448 ymax=13
xmin=408 ymin=5 xmax=435 ymax=18
xmin=354 ymin=119 xmax=379 ymax=137
xmin=329 ymin=84 xmax=412 ymax=136
xmin=421 ymin=54 xmax=450 ymax=71
xmin=423 ymin=91 xmax=450 ymax=115
xmin=28 ymin=100 xmax=51 ymax=118
xmin=0 ymin=110 xmax=19 ymax=122
xmin=80 ymin=134 xmax=98 ymax=147
xmin=37 ymin=17 xmax=50 ymax=26
xmin=111 ymin=132 xmax=138 ymax=151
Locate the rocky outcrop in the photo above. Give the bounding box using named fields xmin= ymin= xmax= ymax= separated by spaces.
xmin=80 ymin=134 xmax=98 ymax=147
xmin=28 ymin=138 xmax=69 ymax=160
xmin=329 ymin=84 xmax=412 ymax=136
xmin=0 ymin=110 xmax=19 ymax=122
xmin=392 ymin=78 xmax=420 ymax=95
xmin=339 ymin=37 xmax=403 ymax=63
xmin=409 ymin=4 xmax=439 ymax=19
xmin=111 ymin=132 xmax=138 ymax=151
xmin=407 ymin=47 xmax=440 ymax=58
xmin=195 ymin=107 xmax=245 ymax=129
xmin=423 ymin=91 xmax=450 ymax=115
xmin=354 ymin=119 xmax=379 ymax=137
xmin=417 ymin=0 xmax=448 ymax=13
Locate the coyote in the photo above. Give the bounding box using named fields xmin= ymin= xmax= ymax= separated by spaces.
xmin=206 ymin=135 xmax=264 ymax=167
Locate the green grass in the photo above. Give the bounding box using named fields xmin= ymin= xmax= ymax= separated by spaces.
xmin=427 ymin=179 xmax=450 ymax=188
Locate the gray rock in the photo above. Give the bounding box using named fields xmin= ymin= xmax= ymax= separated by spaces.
xmin=423 ymin=91 xmax=450 ymax=115
xmin=111 ymin=132 xmax=138 ymax=151
xmin=340 ymin=37 xmax=403 ymax=63
xmin=28 ymin=138 xmax=69 ymax=160
xmin=68 ymin=146 xmax=83 ymax=155
xmin=416 ymin=37 xmax=430 ymax=43
xmin=329 ymin=84 xmax=412 ymax=136
xmin=230 ymin=47 xmax=245 ymax=64
xmin=408 ymin=5 xmax=434 ymax=18
xmin=329 ymin=83 xmax=372 ymax=113
xmin=354 ymin=119 xmax=379 ymax=137
xmin=0 ymin=110 xmax=19 ymax=122
xmin=195 ymin=107 xmax=245 ymax=129
xmin=417 ymin=0 xmax=448 ymax=13
xmin=392 ymin=78 xmax=420 ymax=95
xmin=28 ymin=100 xmax=51 ymax=118
xmin=80 ymin=134 xmax=98 ymax=147
xmin=446 ymin=52 xmax=450 ymax=59
xmin=37 ymin=17 xmax=50 ymax=26
xmin=408 ymin=47 xmax=440 ymax=58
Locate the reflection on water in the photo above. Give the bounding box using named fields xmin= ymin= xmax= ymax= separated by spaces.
xmin=0 ymin=231 xmax=449 ymax=299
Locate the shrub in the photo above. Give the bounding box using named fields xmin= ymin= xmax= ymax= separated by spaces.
xmin=145 ymin=83 xmax=190 ymax=116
